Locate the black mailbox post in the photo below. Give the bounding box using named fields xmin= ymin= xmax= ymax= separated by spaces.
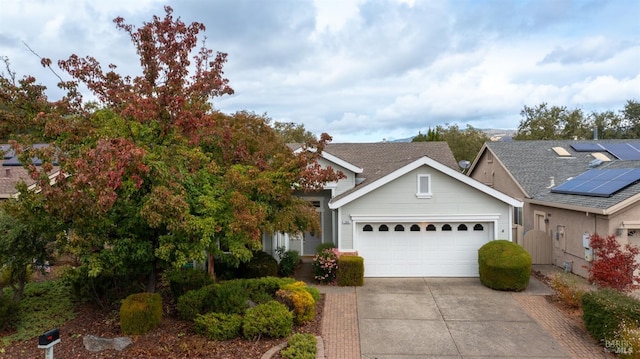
xmin=38 ymin=328 xmax=60 ymax=359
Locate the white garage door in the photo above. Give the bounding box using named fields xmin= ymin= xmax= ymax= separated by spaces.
xmin=356 ymin=222 xmax=491 ymax=277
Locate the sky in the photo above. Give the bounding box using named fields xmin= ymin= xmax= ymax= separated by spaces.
xmin=1 ymin=0 xmax=639 ymax=142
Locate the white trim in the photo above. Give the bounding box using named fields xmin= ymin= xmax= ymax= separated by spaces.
xmin=293 ymin=147 xmax=363 ymax=174
xmin=329 ymin=156 xmax=523 ymax=209
xmin=350 ymin=214 xmax=502 ymax=222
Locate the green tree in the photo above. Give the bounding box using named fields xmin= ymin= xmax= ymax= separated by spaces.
xmin=5 ymin=6 xmax=342 ymax=299
xmin=0 ymin=183 xmax=64 ymax=301
xmin=588 ymin=110 xmax=624 ymax=139
xmin=621 ymin=99 xmax=640 ymax=138
xmin=272 ymin=121 xmax=316 ymax=143
xmin=514 ymin=103 xmax=589 ymax=140
xmin=438 ymin=124 xmax=489 ymax=163
xmin=412 ymin=127 xmax=442 ymax=142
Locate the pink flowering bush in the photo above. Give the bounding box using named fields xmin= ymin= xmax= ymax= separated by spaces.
xmin=313 ymin=248 xmax=340 ymax=284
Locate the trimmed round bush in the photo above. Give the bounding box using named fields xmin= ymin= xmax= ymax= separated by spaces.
xmin=177 ymin=281 xmax=249 ymax=320
xmin=120 ymin=292 xmax=163 ymax=335
xmin=194 ymin=312 xmax=243 ymax=340
xmin=243 ymin=301 xmax=293 ymax=340
xmin=337 ymin=255 xmax=365 ymax=287
xmin=478 ymin=240 xmax=531 ymax=291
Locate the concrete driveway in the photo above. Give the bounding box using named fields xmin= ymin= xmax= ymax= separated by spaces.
xmin=357 ymin=277 xmax=570 ymax=358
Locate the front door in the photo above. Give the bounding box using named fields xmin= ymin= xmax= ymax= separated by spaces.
xmin=302 ymin=201 xmax=322 ymax=255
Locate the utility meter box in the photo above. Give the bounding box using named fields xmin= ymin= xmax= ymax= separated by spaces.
xmin=585 ymin=247 xmax=594 ymax=262
xmin=582 ymin=233 xmax=591 ymax=248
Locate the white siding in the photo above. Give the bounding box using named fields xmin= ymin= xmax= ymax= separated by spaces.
xmin=317 ymin=157 xmax=355 ymax=196
xmin=338 ymin=166 xmax=512 ymax=249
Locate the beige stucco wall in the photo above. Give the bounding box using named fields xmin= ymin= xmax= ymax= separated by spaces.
xmin=470 ymin=149 xmax=525 ymax=200
xmin=337 ymin=165 xmax=513 ymax=249
xmin=527 ymin=201 xmax=640 ymax=278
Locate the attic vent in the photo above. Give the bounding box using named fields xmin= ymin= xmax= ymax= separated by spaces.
xmin=591 ymin=152 xmax=611 ymax=162
xmin=552 ymin=147 xmax=571 ymax=157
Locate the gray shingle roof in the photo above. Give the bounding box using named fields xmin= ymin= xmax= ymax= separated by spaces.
xmin=322 ymin=142 xmax=458 ymax=201
xmin=485 ymin=140 xmax=640 ymax=210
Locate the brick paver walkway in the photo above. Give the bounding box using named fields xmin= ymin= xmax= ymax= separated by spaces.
xmin=321 ymin=290 xmax=360 ymax=359
xmin=514 ymin=294 xmax=615 ymax=359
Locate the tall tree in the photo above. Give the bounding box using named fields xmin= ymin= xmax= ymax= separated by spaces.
xmin=514 ymin=103 xmax=590 ymax=140
xmin=438 ymin=124 xmax=489 ymax=163
xmin=621 ymin=99 xmax=640 ymax=138
xmin=272 ymin=121 xmax=316 ymax=143
xmin=412 ymin=127 xmax=442 ymax=142
xmin=10 ymin=6 xmax=341 ymax=297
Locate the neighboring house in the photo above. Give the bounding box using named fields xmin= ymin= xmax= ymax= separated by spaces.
xmin=263 ymin=142 xmax=522 ymax=277
xmin=0 ymin=144 xmax=59 ymax=199
xmin=467 ymin=139 xmax=640 ymax=278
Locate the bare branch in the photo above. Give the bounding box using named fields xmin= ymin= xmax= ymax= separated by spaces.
xmin=22 ymin=41 xmax=65 ymax=83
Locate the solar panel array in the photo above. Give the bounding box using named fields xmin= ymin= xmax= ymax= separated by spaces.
xmin=1 ymin=144 xmax=54 ymax=166
xmin=570 ymin=142 xmax=640 ymax=160
xmin=551 ymin=168 xmax=640 ymax=197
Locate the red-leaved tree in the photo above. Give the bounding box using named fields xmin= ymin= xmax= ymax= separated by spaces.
xmin=587 ymin=233 xmax=640 ymax=292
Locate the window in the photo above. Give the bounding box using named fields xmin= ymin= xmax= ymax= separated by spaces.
xmin=379 ymin=224 xmax=389 ymax=232
xmin=442 ymin=224 xmax=452 ymax=231
xmin=457 ymin=224 xmax=468 ymax=231
xmin=363 ymin=224 xmax=373 ymax=232
xmin=410 ymin=224 xmax=421 ymax=232
xmin=514 ymin=207 xmax=523 ymax=226
xmin=416 ymin=174 xmax=432 ymax=198
xmin=426 ymin=224 xmax=436 ymax=231
xmin=394 ymin=224 xmax=405 ymax=231
xmin=473 ymin=224 xmax=484 ymax=231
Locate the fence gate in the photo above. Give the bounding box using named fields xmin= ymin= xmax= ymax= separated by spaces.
xmin=522 ymin=229 xmax=552 ymax=264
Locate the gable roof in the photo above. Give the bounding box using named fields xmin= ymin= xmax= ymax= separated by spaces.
xmin=471 ymin=140 xmax=640 ymax=214
xmin=329 ymin=155 xmax=521 ymax=209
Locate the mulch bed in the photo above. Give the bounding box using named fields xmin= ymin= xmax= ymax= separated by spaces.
xmin=0 ymin=293 xmax=324 ymax=359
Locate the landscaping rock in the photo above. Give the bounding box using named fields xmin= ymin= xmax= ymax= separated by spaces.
xmin=83 ymin=335 xmax=132 ymax=352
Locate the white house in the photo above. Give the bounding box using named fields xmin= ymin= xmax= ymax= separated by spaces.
xmin=263 ymin=142 xmax=522 ymax=277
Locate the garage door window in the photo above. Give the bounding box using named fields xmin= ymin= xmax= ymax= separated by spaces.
xmin=426 ymin=224 xmax=436 ymax=231
xmin=363 ymin=224 xmax=373 ymax=232
xmin=379 ymin=224 xmax=389 ymax=231
xmin=410 ymin=224 xmax=420 ymax=231
xmin=394 ymin=225 xmax=405 ymax=231
xmin=473 ymin=224 xmax=484 ymax=231
xmin=457 ymin=224 xmax=468 ymax=231
xmin=442 ymin=224 xmax=452 ymax=231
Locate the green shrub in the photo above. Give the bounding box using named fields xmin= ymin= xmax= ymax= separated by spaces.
xmin=303 ymin=285 xmax=320 ymax=302
xmin=176 ymin=286 xmax=209 ymax=320
xmin=210 ymin=281 xmax=249 ymax=314
xmin=241 ymin=276 xmax=296 ymax=302
xmin=582 ymin=289 xmax=640 ymax=344
xmin=315 ymin=242 xmax=336 ymax=254
xmin=177 ymin=281 xmax=249 ymax=320
xmin=278 ymin=250 xmax=301 ymax=277
xmin=165 ymin=268 xmax=214 ymax=300
xmin=240 ymin=251 xmax=279 ymax=278
xmin=119 ymin=292 xmax=163 ymax=335
xmin=276 ymin=282 xmax=316 ymax=324
xmin=213 ymin=254 xmax=241 ymax=280
xmin=63 ymin=265 xmax=141 ymax=305
xmin=0 ymin=293 xmax=20 ymax=331
xmin=243 ymin=301 xmax=293 ymax=340
xmin=281 ymin=333 xmax=317 ymax=359
xmin=194 ymin=312 xmax=243 ymax=340
xmin=337 ymin=255 xmax=364 ymax=286
xmin=478 ymin=240 xmax=531 ymax=291
xmin=548 ymin=272 xmax=586 ymax=309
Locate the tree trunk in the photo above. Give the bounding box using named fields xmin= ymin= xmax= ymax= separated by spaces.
xmin=207 ymin=252 xmax=216 ymax=281
xmin=146 ymin=259 xmax=157 ymax=293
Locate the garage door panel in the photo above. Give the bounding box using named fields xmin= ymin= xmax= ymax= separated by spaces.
xmin=357 ymin=222 xmax=490 ymax=277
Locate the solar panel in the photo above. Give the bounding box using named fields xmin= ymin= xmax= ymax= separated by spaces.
xmin=571 ymin=143 xmax=605 ymax=152
xmin=602 ymin=143 xmax=640 ymax=160
xmin=551 ymin=168 xmax=640 ymax=197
